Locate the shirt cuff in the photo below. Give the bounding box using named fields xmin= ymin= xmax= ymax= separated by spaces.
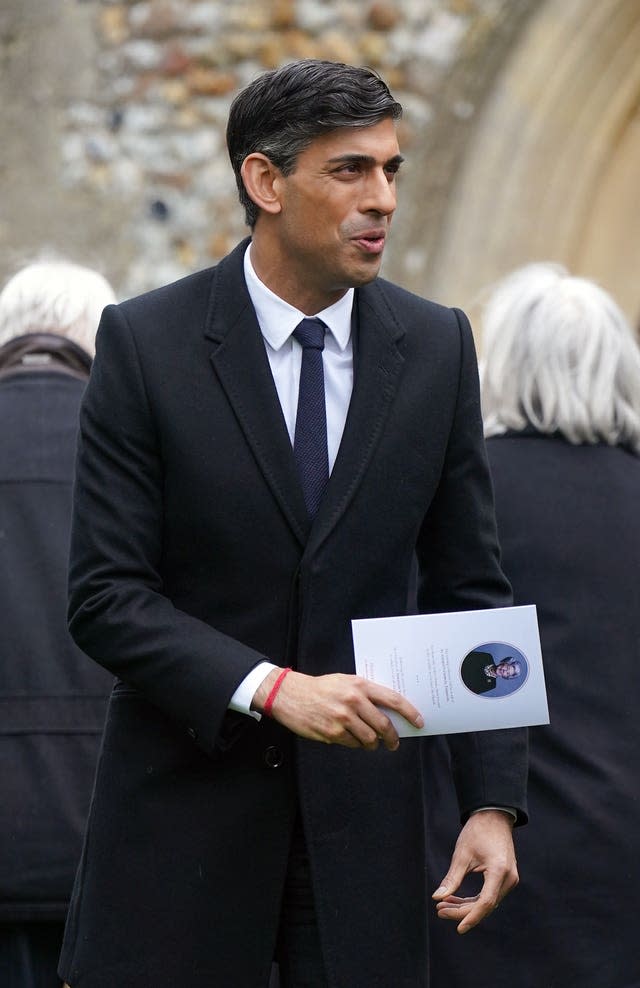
xmin=470 ymin=806 xmax=518 ymax=822
xmin=228 ymin=662 xmax=278 ymax=721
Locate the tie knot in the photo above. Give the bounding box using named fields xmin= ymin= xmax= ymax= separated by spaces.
xmin=293 ymin=317 xmax=326 ymax=351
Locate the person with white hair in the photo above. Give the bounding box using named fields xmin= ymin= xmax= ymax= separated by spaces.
xmin=426 ymin=262 xmax=640 ymax=988
xmin=0 ymin=259 xmax=115 ymax=355
xmin=480 ymin=261 xmax=640 ymax=450
xmin=0 ymin=260 xmax=116 ymax=988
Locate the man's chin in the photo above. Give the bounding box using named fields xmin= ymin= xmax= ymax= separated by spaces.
xmin=348 ymin=258 xmax=384 ymax=287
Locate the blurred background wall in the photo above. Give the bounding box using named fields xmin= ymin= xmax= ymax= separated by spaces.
xmin=1 ymin=0 xmax=638 ymax=332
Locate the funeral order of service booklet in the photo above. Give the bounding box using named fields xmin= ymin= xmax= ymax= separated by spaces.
xmin=352 ymin=604 xmax=549 ymax=736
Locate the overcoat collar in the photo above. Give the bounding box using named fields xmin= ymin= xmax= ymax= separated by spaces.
xmin=204 ymin=239 xmax=406 ymax=552
xmin=0 ymin=333 xmax=92 ymax=382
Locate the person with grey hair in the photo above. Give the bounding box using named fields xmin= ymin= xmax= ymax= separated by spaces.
xmin=460 ymin=652 xmax=522 ymax=696
xmin=0 ymin=259 xmax=114 ymax=356
xmin=58 ymin=60 xmax=527 ymax=988
xmin=0 ymin=260 xmax=115 ymax=988
xmin=481 ymin=261 xmax=640 ymax=449
xmin=426 ymin=262 xmax=640 ymax=988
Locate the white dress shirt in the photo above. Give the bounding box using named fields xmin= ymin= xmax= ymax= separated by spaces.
xmin=228 ymin=245 xmax=354 ymax=719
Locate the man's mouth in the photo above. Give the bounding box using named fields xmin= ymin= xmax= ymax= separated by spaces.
xmin=352 ymin=231 xmax=386 ymax=254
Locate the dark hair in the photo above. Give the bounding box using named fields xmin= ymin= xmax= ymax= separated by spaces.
xmin=226 ymin=59 xmax=403 ymax=227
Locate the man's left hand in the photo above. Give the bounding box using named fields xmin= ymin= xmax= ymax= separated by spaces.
xmin=432 ymin=809 xmax=518 ymax=934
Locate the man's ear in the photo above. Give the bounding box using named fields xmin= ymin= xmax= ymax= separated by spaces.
xmin=240 ymin=153 xmax=283 ymax=216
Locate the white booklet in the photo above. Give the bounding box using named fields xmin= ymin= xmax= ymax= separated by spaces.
xmin=352 ymin=604 xmax=549 ymax=737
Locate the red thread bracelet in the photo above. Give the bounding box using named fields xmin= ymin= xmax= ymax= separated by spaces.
xmin=263 ymin=667 xmax=292 ymax=717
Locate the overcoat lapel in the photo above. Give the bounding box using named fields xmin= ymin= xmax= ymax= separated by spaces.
xmin=307 ymin=279 xmax=405 ymax=554
xmin=204 ymin=243 xmax=405 ymax=554
xmin=204 ymin=240 xmax=311 ymax=547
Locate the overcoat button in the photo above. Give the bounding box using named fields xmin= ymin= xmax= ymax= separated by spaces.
xmin=187 ymin=726 xmax=198 ymax=740
xmin=264 ymin=745 xmax=283 ymax=768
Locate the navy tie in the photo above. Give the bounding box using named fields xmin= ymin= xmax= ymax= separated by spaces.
xmin=293 ymin=317 xmax=329 ymax=518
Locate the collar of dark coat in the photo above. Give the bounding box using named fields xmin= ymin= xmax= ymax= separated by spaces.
xmin=490 ymin=425 xmax=635 ymax=454
xmin=203 ymin=237 xmax=407 ymax=550
xmin=0 ymin=332 xmax=92 ymax=382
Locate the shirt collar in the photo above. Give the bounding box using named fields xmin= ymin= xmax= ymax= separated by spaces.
xmin=243 ymin=244 xmax=353 ymax=353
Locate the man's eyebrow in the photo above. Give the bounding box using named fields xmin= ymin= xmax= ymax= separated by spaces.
xmin=325 ymin=153 xmax=405 ymax=167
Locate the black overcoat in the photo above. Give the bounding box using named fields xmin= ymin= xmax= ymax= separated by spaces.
xmin=0 ymin=363 xmax=111 ymax=923
xmin=59 ymin=240 xmax=527 ymax=988
xmin=426 ymin=431 xmax=640 ymax=988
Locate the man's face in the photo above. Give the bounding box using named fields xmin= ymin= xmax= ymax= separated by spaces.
xmin=267 ymin=118 xmax=403 ymax=311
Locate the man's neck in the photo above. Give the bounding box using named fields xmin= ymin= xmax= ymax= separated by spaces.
xmin=248 ymin=238 xmax=349 ymax=316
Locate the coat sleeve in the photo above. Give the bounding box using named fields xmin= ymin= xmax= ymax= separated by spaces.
xmin=68 ymin=303 xmax=268 ymax=756
xmin=415 ymin=307 xmax=528 ymax=823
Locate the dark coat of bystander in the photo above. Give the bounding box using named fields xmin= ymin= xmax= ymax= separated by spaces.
xmin=426 ymin=430 xmax=640 ymax=988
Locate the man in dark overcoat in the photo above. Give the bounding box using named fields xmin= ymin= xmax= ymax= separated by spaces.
xmin=59 ymin=61 xmax=528 ymax=988
xmin=0 ymin=261 xmax=115 ymax=988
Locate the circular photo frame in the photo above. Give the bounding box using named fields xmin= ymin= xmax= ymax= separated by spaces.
xmin=460 ymin=642 xmax=529 ymax=699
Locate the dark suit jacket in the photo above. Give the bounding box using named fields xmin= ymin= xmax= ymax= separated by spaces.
xmin=59 ymin=239 xmax=527 ymax=988
xmin=0 ymin=359 xmax=111 ymax=923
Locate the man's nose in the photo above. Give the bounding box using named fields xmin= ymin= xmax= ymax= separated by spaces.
xmin=361 ymin=169 xmax=396 ymax=215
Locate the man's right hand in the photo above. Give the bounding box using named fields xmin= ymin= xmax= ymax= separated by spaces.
xmin=252 ymin=668 xmax=424 ymax=750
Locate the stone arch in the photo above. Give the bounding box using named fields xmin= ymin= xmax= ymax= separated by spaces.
xmin=426 ymin=0 xmax=640 ymax=330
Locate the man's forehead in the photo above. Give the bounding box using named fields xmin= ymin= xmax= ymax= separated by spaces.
xmin=304 ymin=119 xmax=402 ymax=161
